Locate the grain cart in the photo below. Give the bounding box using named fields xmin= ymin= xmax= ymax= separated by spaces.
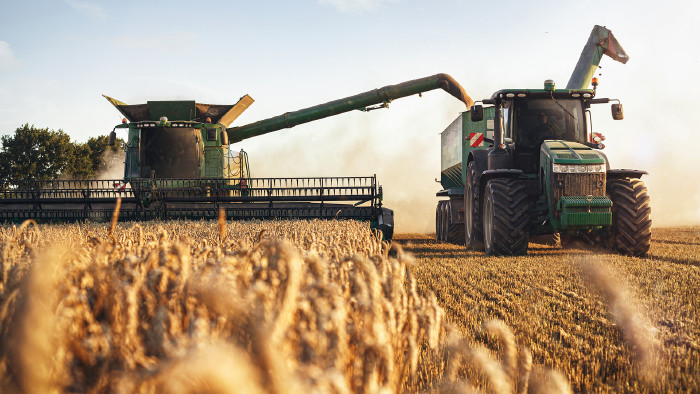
xmin=435 ymin=26 xmax=651 ymax=256
xmin=0 ymin=74 xmax=472 ymax=240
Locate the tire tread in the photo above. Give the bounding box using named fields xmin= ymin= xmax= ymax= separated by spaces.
xmin=608 ymin=178 xmax=652 ymax=257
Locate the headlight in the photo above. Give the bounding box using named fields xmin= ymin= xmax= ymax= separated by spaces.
xmin=552 ymin=163 xmax=605 ymax=173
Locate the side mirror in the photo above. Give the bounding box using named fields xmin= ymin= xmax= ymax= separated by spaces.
xmin=221 ymin=130 xmax=229 ymax=145
xmin=108 ymin=130 xmax=116 ymax=146
xmin=611 ymin=103 xmax=624 ymax=120
xmin=470 ymin=105 xmax=484 ymax=122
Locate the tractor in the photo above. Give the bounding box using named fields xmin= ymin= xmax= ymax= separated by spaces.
xmin=435 ymin=25 xmax=651 ymax=256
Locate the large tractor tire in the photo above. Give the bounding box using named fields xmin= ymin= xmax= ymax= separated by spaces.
xmin=482 ymin=178 xmax=529 ymax=256
xmin=464 ymin=161 xmax=484 ymax=250
xmin=445 ymin=199 xmax=465 ymax=245
xmin=607 ymin=178 xmax=652 ymax=256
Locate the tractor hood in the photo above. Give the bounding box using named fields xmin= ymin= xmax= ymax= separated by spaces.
xmin=541 ymin=140 xmax=606 ymax=164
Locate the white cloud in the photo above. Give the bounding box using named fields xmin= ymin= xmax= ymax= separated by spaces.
xmin=318 ymin=0 xmax=398 ymax=12
xmin=65 ymin=0 xmax=106 ymax=20
xmin=0 ymin=41 xmax=21 ymax=73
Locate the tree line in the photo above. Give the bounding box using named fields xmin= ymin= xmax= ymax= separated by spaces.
xmin=0 ymin=124 xmax=124 ymax=186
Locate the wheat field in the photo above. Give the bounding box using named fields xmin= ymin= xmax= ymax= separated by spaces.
xmin=0 ymin=219 xmax=697 ymax=393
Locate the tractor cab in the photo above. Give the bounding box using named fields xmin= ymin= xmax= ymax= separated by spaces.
xmin=470 ymin=80 xmax=609 ymax=174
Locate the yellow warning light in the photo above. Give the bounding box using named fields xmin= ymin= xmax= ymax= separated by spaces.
xmin=121 ymin=118 xmax=127 ymax=124
xmin=206 ymin=117 xmax=212 ymax=123
xmin=591 ymin=77 xmax=599 ymax=87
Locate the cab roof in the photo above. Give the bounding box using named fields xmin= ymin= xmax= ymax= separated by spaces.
xmin=489 ymin=89 xmax=596 ymax=100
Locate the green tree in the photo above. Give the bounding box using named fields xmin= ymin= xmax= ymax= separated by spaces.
xmin=0 ymin=124 xmax=125 ymax=186
xmin=0 ymin=124 xmax=74 ymax=186
xmin=65 ymin=142 xmax=95 ymax=178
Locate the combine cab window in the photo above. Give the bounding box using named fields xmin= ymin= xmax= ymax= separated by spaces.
xmin=513 ymin=99 xmax=585 ymax=149
xmin=139 ymin=128 xmax=200 ymax=178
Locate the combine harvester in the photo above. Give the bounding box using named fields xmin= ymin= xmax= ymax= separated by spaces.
xmin=0 ymin=74 xmax=473 ymax=239
xmin=435 ymin=25 xmax=652 ymax=256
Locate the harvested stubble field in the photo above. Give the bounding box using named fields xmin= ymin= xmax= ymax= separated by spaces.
xmin=396 ymin=226 xmax=700 ymax=392
xmin=0 ymin=219 xmax=697 ymax=393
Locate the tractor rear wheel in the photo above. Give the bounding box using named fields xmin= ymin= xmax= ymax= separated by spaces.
xmin=607 ymin=178 xmax=652 ymax=256
xmin=464 ymin=161 xmax=484 ymax=250
xmin=446 ymin=199 xmax=465 ymax=245
xmin=482 ymin=178 xmax=529 ymax=256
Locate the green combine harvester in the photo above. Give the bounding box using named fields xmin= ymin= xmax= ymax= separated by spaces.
xmin=435 ymin=25 xmax=651 ymax=256
xmin=0 ymin=74 xmax=473 ymax=240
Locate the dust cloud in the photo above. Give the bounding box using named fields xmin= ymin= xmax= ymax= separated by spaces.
xmin=642 ymin=154 xmax=700 ymax=228
xmin=96 ymin=149 xmax=126 ymax=180
xmin=592 ymin=101 xmax=700 ymax=228
xmin=239 ymin=96 xmax=462 ymax=233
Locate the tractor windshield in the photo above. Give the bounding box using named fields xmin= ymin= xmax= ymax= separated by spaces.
xmin=512 ymin=98 xmax=585 ymax=149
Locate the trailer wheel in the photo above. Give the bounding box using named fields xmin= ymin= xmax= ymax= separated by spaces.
xmin=464 ymin=161 xmax=484 ymax=250
xmin=377 ymin=208 xmax=394 ymax=241
xmin=607 ymin=178 xmax=652 ymax=256
xmin=436 ymin=201 xmax=445 ymax=241
xmin=435 ymin=202 xmax=441 ymax=240
xmin=446 ymin=199 xmax=465 ymax=245
xmin=482 ymin=178 xmax=529 ymax=256
xmin=441 ymin=201 xmax=449 ymax=242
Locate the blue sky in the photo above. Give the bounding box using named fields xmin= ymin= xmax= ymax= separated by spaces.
xmin=1 ymin=0 xmax=698 ymax=231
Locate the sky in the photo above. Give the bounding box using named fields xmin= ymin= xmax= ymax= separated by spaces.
xmin=1 ymin=0 xmax=699 ymax=232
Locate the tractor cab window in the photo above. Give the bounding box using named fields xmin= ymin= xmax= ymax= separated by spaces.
xmin=512 ymin=98 xmax=585 ymax=149
xmin=502 ymin=101 xmax=511 ymax=139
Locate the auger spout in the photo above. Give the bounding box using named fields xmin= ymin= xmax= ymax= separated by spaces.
xmin=566 ymin=25 xmax=629 ymax=90
xmin=227 ymin=73 xmax=472 ymax=144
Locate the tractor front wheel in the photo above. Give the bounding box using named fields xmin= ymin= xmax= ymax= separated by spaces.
xmin=482 ymin=178 xmax=529 ymax=256
xmin=607 ymin=178 xmax=652 ymax=256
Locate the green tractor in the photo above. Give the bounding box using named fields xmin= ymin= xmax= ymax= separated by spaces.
xmin=435 ymin=26 xmax=651 ymax=256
